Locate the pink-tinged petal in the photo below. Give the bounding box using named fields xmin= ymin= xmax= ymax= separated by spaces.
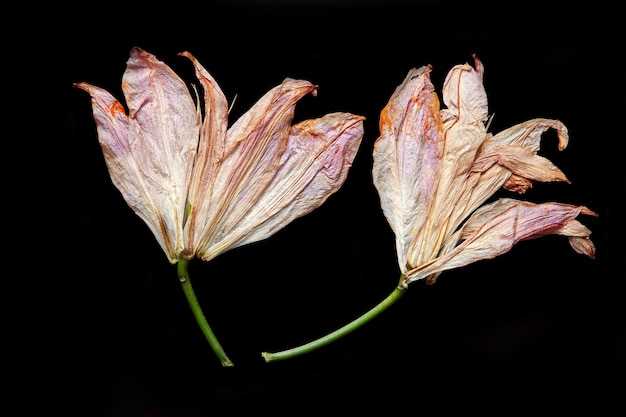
xmin=544 ymin=210 xmax=597 ymax=258
xmin=177 ymin=51 xmax=230 ymax=259
xmin=195 ymin=78 xmax=319 ymax=261
xmin=72 ymin=83 xmax=141 ymax=215
xmin=457 ymin=199 xmax=596 ymax=241
xmin=223 ymin=112 xmax=365 ymax=252
xmin=124 ymin=48 xmax=201 ymax=261
xmin=372 ymin=66 xmax=443 ymax=272
xmin=74 ymin=48 xmax=200 ymax=263
xmin=122 ymin=49 xmax=201 ymax=210
xmin=403 ymin=198 xmax=596 ymax=284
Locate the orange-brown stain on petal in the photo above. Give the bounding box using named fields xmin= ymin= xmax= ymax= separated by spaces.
xmin=379 ymin=107 xmax=393 ymax=129
xmin=109 ymin=101 xmax=126 ymax=117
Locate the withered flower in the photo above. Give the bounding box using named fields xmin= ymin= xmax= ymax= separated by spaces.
xmin=76 ymin=47 xmax=364 ymax=366
xmin=373 ymin=55 xmax=596 ymax=287
xmin=75 ymin=47 xmax=364 ymax=264
xmin=262 ymin=55 xmax=596 ymax=363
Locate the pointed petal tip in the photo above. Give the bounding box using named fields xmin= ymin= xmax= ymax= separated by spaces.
xmin=73 ymin=81 xmax=88 ymax=91
xmin=351 ymin=114 xmax=366 ymax=123
xmin=580 ymin=206 xmax=599 ymax=217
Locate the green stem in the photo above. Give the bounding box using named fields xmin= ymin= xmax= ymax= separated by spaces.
xmin=262 ymin=281 xmax=407 ymax=363
xmin=177 ymin=258 xmax=234 ymax=367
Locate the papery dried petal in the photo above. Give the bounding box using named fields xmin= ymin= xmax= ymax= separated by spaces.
xmin=74 ymin=48 xmax=200 ymax=262
xmin=194 ymin=78 xmax=357 ymax=261
xmin=441 ymin=55 xmax=488 ymax=125
xmin=373 ymin=66 xmax=442 ymax=272
xmin=227 ymin=112 xmax=365 ymax=251
xmin=442 ymin=101 xmax=571 ymax=233
xmin=407 ymin=57 xmax=489 ymax=269
xmin=476 ymin=143 xmax=570 ymax=184
xmin=178 ymin=51 xmax=230 ymax=259
xmin=491 ymin=118 xmax=569 ymax=152
xmin=404 ymin=198 xmax=596 ymax=283
xmin=548 ymin=209 xmax=597 ymax=258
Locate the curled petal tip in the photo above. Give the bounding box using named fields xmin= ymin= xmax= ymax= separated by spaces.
xmin=569 ymin=236 xmax=596 ymax=259
xmin=556 ymin=125 xmax=569 ymax=151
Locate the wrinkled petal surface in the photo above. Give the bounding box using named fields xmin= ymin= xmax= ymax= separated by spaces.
xmin=177 ymin=51 xmax=230 ymax=259
xmin=228 ymin=112 xmax=365 ymax=252
xmin=74 ymin=47 xmax=200 ymax=262
xmin=405 ymin=199 xmax=597 ymax=282
xmin=373 ymin=65 xmax=442 ymax=271
xmin=187 ymin=78 xmax=365 ymax=261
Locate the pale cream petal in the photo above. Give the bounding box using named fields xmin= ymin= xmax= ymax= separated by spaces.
xmin=490 ymin=118 xmax=569 ymax=152
xmin=484 ymin=118 xmax=569 ymax=194
xmin=372 ymin=66 xmax=443 ymax=273
xmin=477 ymin=143 xmax=570 ymax=184
xmin=440 ymin=169 xmax=499 ymax=242
xmin=441 ymin=55 xmax=488 ymax=125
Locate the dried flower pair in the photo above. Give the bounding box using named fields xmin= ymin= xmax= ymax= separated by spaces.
xmin=75 ymin=48 xmax=596 ymax=366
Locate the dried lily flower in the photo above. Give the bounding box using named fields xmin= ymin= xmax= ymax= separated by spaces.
xmin=262 ymin=55 xmax=596 ymax=363
xmin=373 ymin=55 xmax=596 ymax=287
xmin=75 ymin=47 xmax=365 ymax=366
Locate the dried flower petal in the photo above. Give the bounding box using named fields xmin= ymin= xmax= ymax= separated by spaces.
xmin=74 ymin=48 xmax=200 ymax=262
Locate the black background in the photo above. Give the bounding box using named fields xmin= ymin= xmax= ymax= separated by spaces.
xmin=20 ymin=0 xmax=624 ymax=415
